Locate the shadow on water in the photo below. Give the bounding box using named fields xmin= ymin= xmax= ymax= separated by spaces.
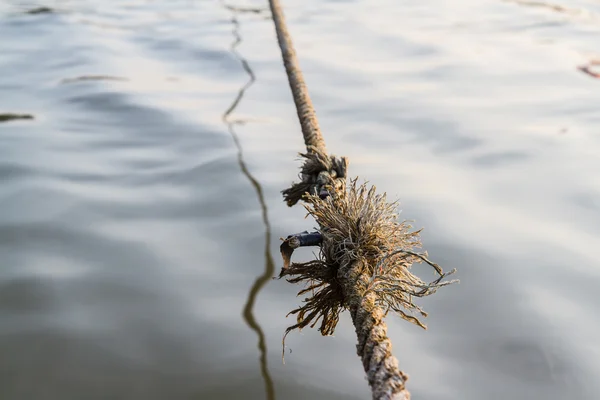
xmin=222 ymin=3 xmax=276 ymax=400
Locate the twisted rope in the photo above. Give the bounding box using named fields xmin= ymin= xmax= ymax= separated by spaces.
xmin=341 ymin=260 xmax=411 ymax=400
xmin=268 ymin=1 xmax=410 ymax=398
xmin=269 ymin=0 xmax=348 ymax=206
xmin=268 ymin=0 xmax=327 ymax=155
xmin=268 ymin=1 xmax=457 ymax=399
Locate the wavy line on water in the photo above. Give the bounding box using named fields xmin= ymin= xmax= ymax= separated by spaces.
xmin=221 ymin=3 xmax=276 ymax=400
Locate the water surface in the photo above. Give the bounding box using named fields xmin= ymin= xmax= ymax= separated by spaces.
xmin=1 ymin=1 xmax=599 ymax=399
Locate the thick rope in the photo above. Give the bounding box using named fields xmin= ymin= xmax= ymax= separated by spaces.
xmin=268 ymin=1 xmax=414 ymax=399
xmin=342 ymin=260 xmax=411 ymax=400
xmin=268 ymin=0 xmax=327 ymax=155
xmin=270 ymin=0 xmax=348 ymax=206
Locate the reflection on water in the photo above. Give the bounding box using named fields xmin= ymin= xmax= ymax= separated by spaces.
xmin=222 ymin=3 xmax=276 ymax=400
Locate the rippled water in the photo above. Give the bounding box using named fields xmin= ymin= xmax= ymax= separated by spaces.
xmin=1 ymin=1 xmax=599 ymax=399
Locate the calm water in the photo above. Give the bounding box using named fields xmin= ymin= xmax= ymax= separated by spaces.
xmin=1 ymin=0 xmax=599 ymax=399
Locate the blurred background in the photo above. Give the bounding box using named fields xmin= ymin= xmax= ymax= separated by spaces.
xmin=1 ymin=0 xmax=599 ymax=399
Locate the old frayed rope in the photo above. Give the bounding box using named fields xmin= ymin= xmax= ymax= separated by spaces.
xmin=268 ymin=1 xmax=458 ymax=399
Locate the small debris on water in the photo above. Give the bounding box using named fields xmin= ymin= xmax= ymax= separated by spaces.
xmin=25 ymin=7 xmax=54 ymax=15
xmin=0 ymin=113 xmax=34 ymax=123
xmin=224 ymin=5 xmax=266 ymax=14
xmin=60 ymin=75 xmax=128 ymax=84
xmin=578 ymin=60 xmax=600 ymax=79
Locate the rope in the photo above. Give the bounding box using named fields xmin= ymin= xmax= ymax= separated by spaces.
xmin=268 ymin=1 xmax=409 ymax=398
xmin=343 ymin=269 xmax=410 ymax=400
xmin=268 ymin=1 xmax=458 ymax=399
xmin=268 ymin=0 xmax=327 ymax=155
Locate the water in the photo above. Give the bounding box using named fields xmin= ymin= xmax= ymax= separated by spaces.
xmin=1 ymin=0 xmax=599 ymax=399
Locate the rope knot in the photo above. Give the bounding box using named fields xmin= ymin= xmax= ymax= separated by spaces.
xmin=282 ymin=151 xmax=348 ymax=206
